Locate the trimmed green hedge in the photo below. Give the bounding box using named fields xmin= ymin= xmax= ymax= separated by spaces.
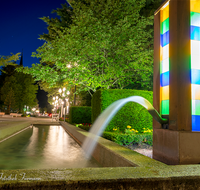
xmin=69 ymin=106 xmax=91 ymax=124
xmin=92 ymin=89 xmax=153 ymax=132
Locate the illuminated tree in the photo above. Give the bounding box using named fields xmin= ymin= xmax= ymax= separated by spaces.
xmin=3 ymin=88 xmax=16 ymax=114
xmin=22 ymin=0 xmax=160 ymax=94
xmin=0 ymin=73 xmax=38 ymax=113
xmin=0 ymin=53 xmax=20 ymax=67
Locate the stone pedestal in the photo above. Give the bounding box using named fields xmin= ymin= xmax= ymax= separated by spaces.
xmin=153 ymin=129 xmax=200 ymax=164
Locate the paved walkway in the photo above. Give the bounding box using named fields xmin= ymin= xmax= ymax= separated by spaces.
xmin=0 ymin=117 xmax=60 ymax=141
xmin=0 ymin=116 xmax=60 ymax=125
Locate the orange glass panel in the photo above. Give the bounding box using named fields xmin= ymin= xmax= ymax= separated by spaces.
xmin=161 ymin=86 xmax=169 ymax=100
xmin=191 ymin=0 xmax=200 ymax=13
xmin=192 ymin=84 xmax=200 ymax=100
xmin=161 ymin=5 xmax=169 ymax=22
xmin=160 ymin=46 xmax=163 ymax=61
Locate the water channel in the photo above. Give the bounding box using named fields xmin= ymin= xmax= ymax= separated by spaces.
xmin=0 ymin=125 xmax=101 ymax=170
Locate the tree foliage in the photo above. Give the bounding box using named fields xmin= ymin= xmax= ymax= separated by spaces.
xmin=0 ymin=72 xmax=38 ymax=113
xmin=39 ymin=3 xmax=73 ymax=42
xmin=22 ymin=0 xmax=159 ymax=94
xmin=3 ymin=87 xmax=16 ymax=114
xmin=0 ymin=53 xmax=20 ymax=67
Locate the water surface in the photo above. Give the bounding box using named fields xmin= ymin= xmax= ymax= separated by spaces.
xmin=0 ymin=125 xmax=101 ymax=170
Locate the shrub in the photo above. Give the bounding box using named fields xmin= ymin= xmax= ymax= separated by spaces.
xmin=76 ymin=123 xmax=91 ymax=131
xmin=65 ymin=118 xmax=69 ymax=122
xmin=102 ymin=132 xmax=118 ymax=141
xmin=114 ymin=133 xmax=136 ymax=145
xmin=69 ymin=106 xmax=91 ymax=124
xmin=76 ymin=124 xmax=153 ymax=146
xmin=142 ymin=134 xmax=153 ymax=146
xmin=92 ymin=89 xmax=153 ymax=132
xmin=102 ymin=132 xmax=152 ymax=146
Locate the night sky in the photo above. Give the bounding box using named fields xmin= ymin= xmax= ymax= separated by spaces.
xmin=0 ymin=0 xmax=69 ymax=109
xmin=0 ymin=0 xmax=68 ymax=68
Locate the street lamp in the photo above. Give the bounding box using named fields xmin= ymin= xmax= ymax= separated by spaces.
xmin=51 ymin=88 xmax=70 ymax=118
xmin=58 ymin=89 xmax=65 ymax=117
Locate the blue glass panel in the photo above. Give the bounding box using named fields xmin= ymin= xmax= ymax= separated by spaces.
xmin=160 ymin=71 xmax=169 ymax=87
xmin=160 ymin=31 xmax=169 ymax=47
xmin=191 ymin=26 xmax=200 ymax=41
xmin=192 ymin=115 xmax=200 ymax=131
xmin=191 ymin=69 xmax=200 ymax=85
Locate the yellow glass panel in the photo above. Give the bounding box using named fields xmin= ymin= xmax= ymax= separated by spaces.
xmin=192 ymin=84 xmax=200 ymax=100
xmin=161 ymin=5 xmax=169 ymax=22
xmin=191 ymin=0 xmax=200 ymax=13
xmin=161 ymin=86 xmax=169 ymax=100
xmin=160 ymin=46 xmax=163 ymax=61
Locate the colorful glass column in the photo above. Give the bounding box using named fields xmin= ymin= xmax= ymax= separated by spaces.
xmin=160 ymin=2 xmax=169 ymax=116
xmin=191 ymin=0 xmax=200 ymax=131
xmin=153 ymin=0 xmax=200 ymax=165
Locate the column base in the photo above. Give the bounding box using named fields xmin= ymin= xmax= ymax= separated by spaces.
xmin=153 ymin=129 xmax=200 ymax=165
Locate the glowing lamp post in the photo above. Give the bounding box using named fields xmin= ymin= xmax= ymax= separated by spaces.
xmin=154 ymin=0 xmax=200 ymax=164
xmin=57 ymin=87 xmax=70 ymax=117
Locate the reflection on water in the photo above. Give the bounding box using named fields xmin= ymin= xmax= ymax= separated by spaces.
xmin=0 ymin=125 xmax=101 ymax=170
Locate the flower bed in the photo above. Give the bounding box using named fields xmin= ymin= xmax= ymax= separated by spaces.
xmin=76 ymin=124 xmax=153 ymax=146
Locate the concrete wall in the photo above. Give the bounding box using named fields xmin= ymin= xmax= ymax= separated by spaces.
xmin=61 ymin=122 xmax=137 ymax=167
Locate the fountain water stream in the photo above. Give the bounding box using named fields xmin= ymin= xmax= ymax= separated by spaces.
xmin=82 ymin=96 xmax=168 ymax=158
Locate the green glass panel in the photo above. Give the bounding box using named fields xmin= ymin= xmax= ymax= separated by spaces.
xmin=191 ymin=11 xmax=200 ymax=27
xmin=161 ymin=100 xmax=169 ymax=115
xmin=160 ymin=61 xmax=163 ymax=74
xmin=192 ymin=100 xmax=200 ymax=115
xmin=160 ymin=18 xmax=169 ymax=35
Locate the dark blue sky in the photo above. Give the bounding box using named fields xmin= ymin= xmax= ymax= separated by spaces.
xmin=0 ymin=0 xmax=68 ymax=67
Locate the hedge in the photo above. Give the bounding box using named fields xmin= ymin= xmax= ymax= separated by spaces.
xmin=91 ymin=89 xmax=153 ymax=132
xmin=69 ymin=106 xmax=91 ymax=124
